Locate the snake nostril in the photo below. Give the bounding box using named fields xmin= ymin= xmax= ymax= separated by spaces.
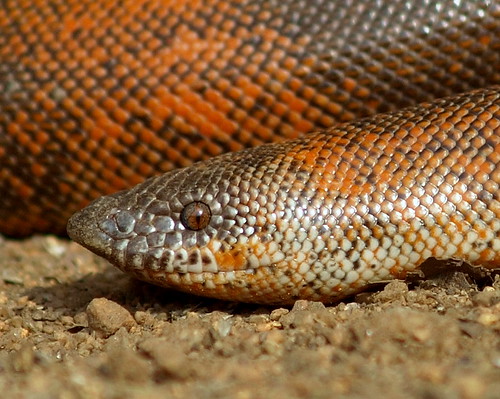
xmin=180 ymin=201 xmax=212 ymax=231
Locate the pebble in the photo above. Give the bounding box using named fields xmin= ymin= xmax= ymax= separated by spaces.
xmin=86 ymin=298 xmax=136 ymax=337
xmin=472 ymin=289 xmax=499 ymax=307
xmin=139 ymin=337 xmax=192 ymax=380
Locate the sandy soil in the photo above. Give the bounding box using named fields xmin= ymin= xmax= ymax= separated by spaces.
xmin=0 ymin=234 xmax=499 ymax=399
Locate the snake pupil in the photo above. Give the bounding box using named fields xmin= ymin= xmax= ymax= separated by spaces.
xmin=180 ymin=201 xmax=211 ymax=231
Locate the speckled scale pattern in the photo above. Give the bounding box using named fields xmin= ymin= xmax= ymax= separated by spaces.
xmin=68 ymin=87 xmax=500 ymax=304
xmin=1 ymin=0 xmax=499 ymax=236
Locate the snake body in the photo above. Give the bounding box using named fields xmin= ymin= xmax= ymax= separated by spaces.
xmin=1 ymin=0 xmax=500 ymax=303
xmin=1 ymin=0 xmax=499 ymax=236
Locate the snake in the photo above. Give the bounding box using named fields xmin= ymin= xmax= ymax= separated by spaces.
xmin=2 ymin=0 xmax=500 ymax=304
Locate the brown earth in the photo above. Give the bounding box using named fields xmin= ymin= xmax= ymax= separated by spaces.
xmin=0 ymin=235 xmax=499 ymax=399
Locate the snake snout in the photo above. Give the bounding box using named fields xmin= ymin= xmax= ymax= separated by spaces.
xmin=67 ymin=194 xmax=119 ymax=258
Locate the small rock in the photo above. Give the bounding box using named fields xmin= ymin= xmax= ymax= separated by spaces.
xmin=248 ymin=314 xmax=268 ymax=325
xmin=261 ymin=329 xmax=286 ymax=356
xmin=476 ymin=305 xmax=500 ymax=326
xmin=86 ymin=298 xmax=136 ymax=337
xmin=43 ymin=236 xmax=67 ymax=257
xmin=457 ymin=375 xmax=486 ymax=399
xmin=102 ymin=345 xmax=152 ymax=383
xmin=211 ymin=316 xmax=233 ymax=338
xmin=10 ymin=343 xmax=36 ymax=373
xmin=292 ymin=300 xmax=326 ymax=312
xmin=280 ymin=301 xmax=331 ymax=329
xmin=371 ymin=280 xmax=409 ymax=303
xmin=472 ymin=289 xmax=499 ymax=307
xmin=270 ymin=308 xmax=289 ymax=321
xmin=139 ymin=337 xmax=192 ymax=380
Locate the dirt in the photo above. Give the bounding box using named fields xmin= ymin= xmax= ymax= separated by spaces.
xmin=0 ymin=234 xmax=499 ymax=399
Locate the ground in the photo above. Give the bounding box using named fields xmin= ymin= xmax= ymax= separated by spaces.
xmin=0 ymin=235 xmax=499 ymax=399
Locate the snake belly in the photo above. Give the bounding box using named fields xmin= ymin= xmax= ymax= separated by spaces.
xmin=1 ymin=0 xmax=499 ymax=236
xmin=67 ymin=87 xmax=500 ymax=305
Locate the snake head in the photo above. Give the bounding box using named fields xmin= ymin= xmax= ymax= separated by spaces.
xmin=67 ymin=143 xmax=314 ymax=304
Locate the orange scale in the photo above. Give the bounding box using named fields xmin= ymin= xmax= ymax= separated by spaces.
xmin=475 ymin=171 xmax=491 ymax=185
xmin=25 ymin=136 xmax=45 ymax=155
xmin=17 ymin=181 xmax=35 ymax=199
xmin=264 ymin=114 xmax=280 ymax=129
xmin=188 ymin=111 xmax=208 ymax=134
xmin=135 ymin=127 xmax=155 ymax=145
xmin=146 ymin=131 xmax=168 ymax=152
xmin=321 ymin=100 xmax=342 ymax=117
xmin=477 ymin=111 xmax=492 ymax=125
xmin=175 ymin=100 xmax=197 ymax=121
xmin=116 ymin=130 xmax=136 ymax=147
xmin=239 ymin=94 xmax=258 ymax=111
xmin=462 ymin=191 xmax=478 ymax=204
xmin=274 ymin=67 xmax=290 ymax=84
xmin=183 ymin=142 xmax=202 ymax=159
xmin=350 ymin=158 xmax=365 ymax=174
xmin=281 ymin=92 xmax=308 ymax=114
xmin=100 ymin=169 xmax=116 ymax=187
xmin=33 ymin=129 xmax=50 ymax=146
xmin=230 ymin=109 xmax=249 ymax=126
xmin=92 ymin=177 xmax=112 ymax=193
xmin=238 ymin=78 xmax=262 ymax=99
xmin=223 ymin=138 xmax=244 ymax=153
xmin=163 ymin=146 xmax=183 ymax=163
xmin=300 ymin=107 xmax=321 ymax=123
xmin=200 ymin=104 xmax=223 ymax=128
xmin=202 ymin=141 xmax=222 ymax=158
xmin=26 ymin=13 xmax=42 ymax=29
xmin=281 ymin=55 xmax=297 ymax=71
xmin=145 ymin=114 xmax=164 ymax=132
xmin=143 ymin=148 xmax=162 ymax=165
xmin=15 ymin=128 xmax=34 ymax=147
xmin=342 ymin=77 xmax=358 ymax=93
xmin=237 ymin=115 xmax=259 ymax=132
xmin=282 ymin=109 xmax=299 ymax=125
xmin=408 ymin=124 xmax=425 ymax=138
xmin=131 ymin=161 xmax=151 ymax=178
xmin=214 ymin=246 xmax=250 ymax=271
xmin=354 ymin=86 xmax=371 ymax=99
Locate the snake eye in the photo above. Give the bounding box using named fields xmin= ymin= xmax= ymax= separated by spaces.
xmin=180 ymin=201 xmax=211 ymax=231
